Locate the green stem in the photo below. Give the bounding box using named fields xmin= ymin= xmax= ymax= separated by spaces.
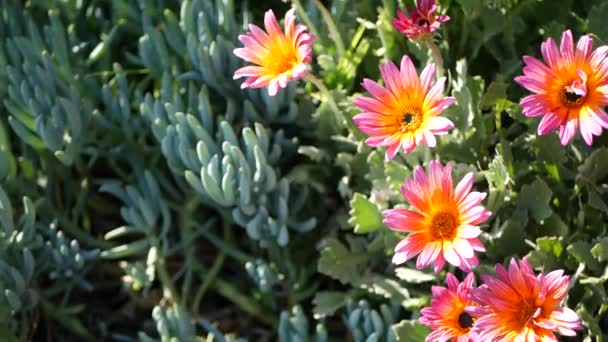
xmin=304 ymin=73 xmax=344 ymax=126
xmin=199 ymin=228 xmax=254 ymax=263
xmin=426 ymin=39 xmax=444 ymax=78
xmin=192 ymin=260 xmax=278 ymax=328
xmin=291 ymin=0 xmax=325 ymax=47
xmin=40 ymin=203 xmax=113 ymax=249
xmin=179 ymin=196 xmax=200 ymax=307
xmin=191 ymin=218 xmax=229 ymax=312
xmin=156 ymin=247 xmax=180 ymax=304
xmin=311 ymin=0 xmax=345 ymax=58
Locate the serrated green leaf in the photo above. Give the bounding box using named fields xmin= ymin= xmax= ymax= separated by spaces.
xmin=394 ymin=268 xmax=436 ymax=284
xmin=312 ymin=291 xmax=348 ymax=319
xmin=392 ymin=320 xmax=430 ymax=342
xmin=318 ymin=238 xmax=365 ymax=284
xmin=568 ymin=241 xmax=602 ymax=274
xmin=348 ymin=193 xmax=383 ymax=234
xmin=591 ymin=238 xmax=608 ymax=262
xmin=518 ymin=178 xmax=553 ymax=223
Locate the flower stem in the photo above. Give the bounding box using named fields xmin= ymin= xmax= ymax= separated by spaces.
xmin=426 ymin=39 xmax=444 ymax=78
xmin=304 ymin=73 xmax=344 ymax=126
xmin=311 ymin=0 xmax=345 ymax=58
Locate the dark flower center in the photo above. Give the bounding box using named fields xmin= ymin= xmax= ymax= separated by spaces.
xmin=563 ymin=89 xmax=583 ymax=103
xmin=400 ymin=111 xmax=422 ymax=132
xmin=417 ymin=19 xmax=430 ymax=27
xmin=458 ymin=312 xmax=474 ymax=330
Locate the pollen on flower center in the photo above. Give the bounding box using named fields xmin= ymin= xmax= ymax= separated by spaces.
xmin=430 ymin=212 xmax=458 ymax=240
xmin=400 ymin=111 xmax=422 ymax=132
xmin=561 ymin=88 xmax=586 ymax=108
xmin=457 ymin=312 xmax=474 ymax=331
xmin=267 ymin=47 xmax=299 ymax=75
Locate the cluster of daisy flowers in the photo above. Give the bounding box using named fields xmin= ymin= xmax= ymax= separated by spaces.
xmin=228 ymin=0 xmax=603 ymax=341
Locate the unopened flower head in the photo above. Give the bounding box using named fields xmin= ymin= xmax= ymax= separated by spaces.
xmin=392 ymin=0 xmax=450 ymax=41
xmin=383 ymin=160 xmax=491 ymax=272
xmin=420 ymin=272 xmax=477 ymax=342
xmin=233 ymin=9 xmax=314 ymax=96
xmin=353 ymin=56 xmax=455 ymax=161
xmin=468 ymin=258 xmax=582 ymax=341
xmin=516 ymin=29 xmax=608 ymax=145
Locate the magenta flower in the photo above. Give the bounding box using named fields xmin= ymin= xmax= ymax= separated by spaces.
xmin=353 ymin=56 xmax=455 ymax=161
xmin=392 ymin=0 xmax=450 ymax=41
xmin=233 ymin=9 xmax=314 ymax=96
xmin=420 ymin=272 xmax=478 ymax=342
xmin=515 ymin=29 xmax=608 ymax=145
xmin=383 ymin=160 xmax=491 ymax=273
xmin=468 ymin=258 xmax=582 ymax=341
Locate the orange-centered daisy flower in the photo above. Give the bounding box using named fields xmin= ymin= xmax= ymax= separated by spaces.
xmin=392 ymin=0 xmax=450 ymax=41
xmin=515 ymin=29 xmax=608 ymax=145
xmin=420 ymin=272 xmax=477 ymax=342
xmin=353 ymin=56 xmax=455 ymax=161
xmin=468 ymin=258 xmax=582 ymax=341
xmin=233 ymin=9 xmax=314 ymax=96
xmin=383 ymin=160 xmax=491 ymax=273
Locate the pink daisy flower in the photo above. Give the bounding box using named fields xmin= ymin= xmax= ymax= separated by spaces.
xmin=353 ymin=56 xmax=455 ymax=161
xmin=420 ymin=272 xmax=477 ymax=342
xmin=383 ymin=160 xmax=491 ymax=273
xmin=392 ymin=0 xmax=450 ymax=41
xmin=233 ymin=9 xmax=314 ymax=96
xmin=515 ymin=29 xmax=608 ymax=145
xmin=468 ymin=258 xmax=582 ymax=341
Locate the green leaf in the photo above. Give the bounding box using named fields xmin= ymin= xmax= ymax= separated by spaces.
xmin=392 ymin=320 xmax=430 ymax=342
xmin=588 ymin=2 xmax=608 ymax=41
xmin=527 ymin=237 xmax=564 ymax=271
xmin=578 ymin=307 xmax=602 ymax=339
xmin=312 ymin=291 xmax=348 ymax=319
xmin=588 ymin=188 xmax=608 ymax=215
xmin=318 ymin=238 xmax=365 ymax=284
xmin=517 ymin=178 xmax=553 ymax=223
xmin=535 ymin=134 xmax=565 ymax=164
xmin=591 ymin=238 xmax=608 ymax=262
xmin=480 ymin=78 xmax=508 ymax=109
xmin=357 ymin=275 xmax=409 ymax=302
xmin=348 ymin=193 xmax=383 ymax=234
xmin=568 ymin=241 xmax=602 ymax=274
xmin=394 ymin=268 xmax=436 ymax=284
xmin=578 ymin=148 xmax=608 ymax=184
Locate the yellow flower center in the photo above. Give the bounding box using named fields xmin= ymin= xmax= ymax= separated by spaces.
xmin=400 ymin=110 xmax=422 ymax=132
xmin=516 ymin=302 xmax=535 ymax=326
xmin=457 ymin=312 xmax=474 ymax=331
xmin=266 ymin=40 xmax=300 ymax=75
xmin=430 ymin=212 xmax=458 ymax=240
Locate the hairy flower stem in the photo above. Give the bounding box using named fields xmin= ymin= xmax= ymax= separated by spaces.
xmin=426 ymin=39 xmax=444 ymax=78
xmin=304 ymin=73 xmax=344 ymax=127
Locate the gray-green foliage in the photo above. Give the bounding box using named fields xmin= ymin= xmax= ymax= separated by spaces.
xmin=246 ymin=259 xmax=280 ymax=292
xmin=0 ymin=186 xmax=96 ymax=339
xmin=138 ymin=305 xmax=197 ymax=342
xmin=279 ymin=305 xmax=328 ymax=342
xmin=1 ymin=3 xmax=94 ymax=165
xmin=138 ymin=0 xmax=317 ymax=247
xmin=344 ymin=300 xmax=400 ymax=342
